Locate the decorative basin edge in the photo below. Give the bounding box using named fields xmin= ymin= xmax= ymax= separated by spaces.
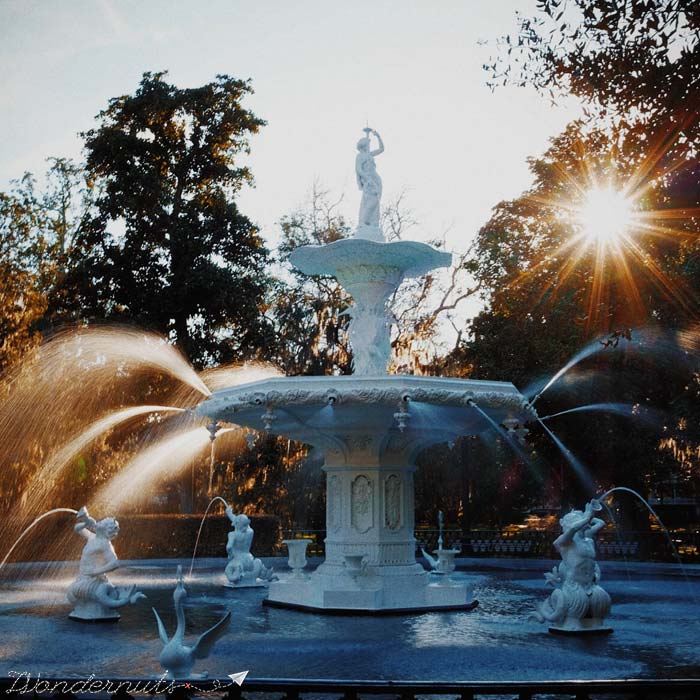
xmin=289 ymin=238 xmax=452 ymax=279
xmin=195 ymin=375 xmax=538 ymax=423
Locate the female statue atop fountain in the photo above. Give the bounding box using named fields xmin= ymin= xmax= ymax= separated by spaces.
xmin=67 ymin=506 xmax=145 ymax=620
xmin=536 ymin=498 xmax=611 ymax=631
xmin=224 ymin=505 xmax=274 ymax=586
xmin=355 ymin=128 xmax=384 ymax=236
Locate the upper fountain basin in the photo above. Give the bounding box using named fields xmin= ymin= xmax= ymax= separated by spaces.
xmin=195 ymin=375 xmax=536 ymax=464
xmin=289 ymin=238 xmax=452 ymax=280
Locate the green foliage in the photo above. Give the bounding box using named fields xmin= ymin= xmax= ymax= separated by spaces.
xmin=487 ymin=0 xmax=699 ymax=122
xmin=55 ymin=71 xmax=272 ymax=368
xmin=0 ymin=178 xmax=52 ymax=371
xmin=474 ymin=1 xmax=700 ymax=507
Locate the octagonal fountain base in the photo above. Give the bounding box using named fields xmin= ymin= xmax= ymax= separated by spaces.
xmin=264 ymin=567 xmax=477 ymax=614
xmin=263 ymin=569 xmax=478 ymax=615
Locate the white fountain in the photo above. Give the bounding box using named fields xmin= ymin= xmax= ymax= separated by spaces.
xmin=195 ymin=128 xmax=537 ymax=612
xmin=535 ymin=498 xmax=612 ymax=634
xmin=223 ymin=504 xmax=276 ymax=587
xmin=67 ymin=507 xmax=146 ymax=621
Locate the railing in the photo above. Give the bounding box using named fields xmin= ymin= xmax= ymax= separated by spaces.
xmin=1 ymin=676 xmax=698 ymax=700
xmin=278 ymin=528 xmax=700 ymax=562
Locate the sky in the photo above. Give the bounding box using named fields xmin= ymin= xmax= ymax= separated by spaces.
xmin=0 ymin=0 xmax=580 ymax=249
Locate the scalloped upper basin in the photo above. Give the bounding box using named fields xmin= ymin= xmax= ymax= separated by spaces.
xmin=195 ymin=375 xmax=536 ymax=463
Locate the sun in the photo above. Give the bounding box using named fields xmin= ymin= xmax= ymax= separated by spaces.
xmin=578 ymin=186 xmax=635 ymax=247
xmin=502 ymin=127 xmax=700 ymax=332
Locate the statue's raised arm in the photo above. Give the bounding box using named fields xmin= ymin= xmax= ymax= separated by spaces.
xmin=369 ymin=129 xmax=384 ymax=157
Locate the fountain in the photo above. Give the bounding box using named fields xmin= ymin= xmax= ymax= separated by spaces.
xmin=223 ymin=505 xmax=276 ymax=587
xmin=67 ymin=507 xmax=146 ymax=621
xmin=0 ymin=144 xmax=698 ymax=679
xmin=421 ymin=511 xmax=461 ymax=580
xmin=535 ymin=498 xmax=612 ymax=634
xmin=153 ymin=566 xmax=231 ymax=679
xmin=194 ymin=128 xmax=537 ymax=612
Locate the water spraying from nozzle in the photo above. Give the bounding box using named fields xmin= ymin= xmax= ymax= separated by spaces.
xmin=189 ymin=495 xmax=230 ymax=578
xmin=204 ymin=421 xmax=222 ymax=495
xmin=597 ymin=486 xmax=697 ymax=602
xmin=206 ymin=419 xmax=220 ymax=442
xmin=0 ymin=508 xmax=78 ymax=573
xmin=528 ymin=333 xmax=631 ymax=406
xmin=537 ymin=418 xmax=595 ymax=493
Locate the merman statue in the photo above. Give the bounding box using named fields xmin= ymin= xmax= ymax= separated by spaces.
xmin=224 ymin=505 xmax=275 ymax=587
xmin=153 ymin=565 xmax=231 ymax=679
xmin=535 ymin=498 xmax=612 ymax=634
xmin=67 ymin=506 xmax=145 ymax=621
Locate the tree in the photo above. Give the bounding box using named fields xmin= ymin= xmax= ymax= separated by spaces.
xmin=56 ymin=71 xmax=271 ymax=368
xmin=380 ymin=192 xmax=482 ymax=375
xmin=267 ymin=185 xmax=353 ymax=376
xmin=448 ymin=117 xmax=700 ymax=508
xmin=486 ymin=1 xmax=700 ymax=225
xmin=487 ymin=0 xmax=699 ymax=122
xmin=0 ymin=177 xmax=52 ymax=371
xmin=476 ymin=0 xmax=700 ymax=508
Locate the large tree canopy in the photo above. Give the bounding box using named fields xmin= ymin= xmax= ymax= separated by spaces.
xmin=56 ymin=71 xmax=271 ymax=367
xmin=487 ymin=0 xmax=699 ymax=120
xmin=268 ymin=187 xmax=353 ymax=376
xmin=470 ymin=1 xmax=700 ymax=506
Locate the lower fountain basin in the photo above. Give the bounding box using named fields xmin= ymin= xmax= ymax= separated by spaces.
xmin=0 ymin=557 xmax=698 ymax=681
xmin=264 ymin=562 xmax=475 ymax=614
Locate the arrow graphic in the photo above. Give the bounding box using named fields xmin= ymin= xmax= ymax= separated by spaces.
xmin=228 ymin=671 xmax=249 ymax=686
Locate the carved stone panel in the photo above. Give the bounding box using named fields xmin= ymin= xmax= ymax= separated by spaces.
xmin=327 ymin=474 xmax=342 ymax=532
xmin=351 ymin=474 xmax=374 ymax=533
xmin=384 ymin=474 xmax=402 ymax=531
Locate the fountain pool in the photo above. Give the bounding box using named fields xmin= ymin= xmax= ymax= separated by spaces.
xmin=0 ymin=557 xmax=698 ymax=681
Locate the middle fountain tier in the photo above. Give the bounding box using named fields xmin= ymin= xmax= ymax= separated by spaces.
xmin=195 ymin=127 xmax=536 ymax=612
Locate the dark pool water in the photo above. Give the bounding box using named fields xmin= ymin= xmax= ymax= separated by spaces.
xmin=0 ymin=557 xmax=698 ymax=681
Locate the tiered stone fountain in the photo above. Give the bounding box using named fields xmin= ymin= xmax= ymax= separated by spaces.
xmin=195 ymin=128 xmax=536 ymax=612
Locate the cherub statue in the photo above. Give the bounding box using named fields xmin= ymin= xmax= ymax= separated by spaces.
xmin=355 ymin=127 xmax=385 ymax=237
xmin=535 ymin=499 xmax=612 ymax=633
xmin=224 ymin=506 xmax=275 ymax=587
xmin=67 ymin=506 xmax=145 ymax=621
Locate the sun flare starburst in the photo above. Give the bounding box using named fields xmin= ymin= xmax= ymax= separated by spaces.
xmin=578 ymin=186 xmax=635 ymax=247
xmin=502 ymin=126 xmax=700 ymax=332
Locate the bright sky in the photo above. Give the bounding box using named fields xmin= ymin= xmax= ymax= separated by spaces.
xmin=0 ymin=0 xmax=580 ymax=252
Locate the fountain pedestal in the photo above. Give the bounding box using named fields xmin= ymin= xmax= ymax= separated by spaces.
xmin=266 ymin=439 xmax=473 ymax=612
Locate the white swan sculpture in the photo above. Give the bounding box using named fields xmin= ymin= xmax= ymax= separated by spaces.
xmin=152 ymin=566 xmax=231 ymax=679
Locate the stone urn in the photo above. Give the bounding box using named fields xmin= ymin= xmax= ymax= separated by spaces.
xmin=433 ymin=549 xmax=459 ymax=583
xmin=343 ymin=554 xmax=368 ymax=579
xmin=283 ymin=539 xmax=312 ymax=578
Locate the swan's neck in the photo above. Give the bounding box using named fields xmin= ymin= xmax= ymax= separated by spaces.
xmin=174 ymin=596 xmax=186 ymax=641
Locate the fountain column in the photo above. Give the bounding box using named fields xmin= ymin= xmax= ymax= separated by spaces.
xmin=321 ymin=459 xmax=419 ymax=570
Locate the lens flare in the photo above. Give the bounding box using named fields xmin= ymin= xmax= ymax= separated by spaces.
xmin=578 ymin=186 xmax=635 ymax=247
